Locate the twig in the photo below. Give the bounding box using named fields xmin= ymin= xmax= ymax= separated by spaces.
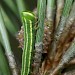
xmin=33 ymin=0 xmax=46 ymax=75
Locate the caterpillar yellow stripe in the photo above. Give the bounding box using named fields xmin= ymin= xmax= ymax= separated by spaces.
xmin=21 ymin=12 xmax=36 ymax=75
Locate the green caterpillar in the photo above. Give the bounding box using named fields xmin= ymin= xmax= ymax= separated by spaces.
xmin=21 ymin=12 xmax=36 ymax=75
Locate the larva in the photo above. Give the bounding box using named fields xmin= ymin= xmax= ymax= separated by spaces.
xmin=21 ymin=12 xmax=36 ymax=75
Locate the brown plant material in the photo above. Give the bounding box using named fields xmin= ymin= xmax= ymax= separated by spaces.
xmin=16 ymin=26 xmax=24 ymax=48
xmin=63 ymin=22 xmax=75 ymax=50
xmin=47 ymin=21 xmax=75 ymax=75
xmin=43 ymin=19 xmax=53 ymax=53
xmin=49 ymin=37 xmax=75 ymax=75
xmin=52 ymin=20 xmax=75 ymax=68
xmin=40 ymin=58 xmax=52 ymax=75
xmin=39 ymin=19 xmax=54 ymax=75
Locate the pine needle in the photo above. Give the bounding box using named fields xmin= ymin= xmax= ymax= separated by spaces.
xmin=0 ymin=7 xmax=18 ymax=75
xmin=49 ymin=0 xmax=74 ymax=61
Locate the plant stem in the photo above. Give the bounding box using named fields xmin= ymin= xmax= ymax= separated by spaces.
xmin=33 ymin=0 xmax=46 ymax=74
xmin=46 ymin=0 xmax=55 ymax=20
xmin=0 ymin=7 xmax=18 ymax=75
xmin=36 ymin=0 xmax=46 ymax=43
xmin=46 ymin=0 xmax=56 ymax=46
xmin=55 ymin=0 xmax=64 ymax=28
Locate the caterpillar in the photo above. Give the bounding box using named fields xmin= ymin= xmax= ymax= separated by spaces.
xmin=21 ymin=12 xmax=36 ymax=75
